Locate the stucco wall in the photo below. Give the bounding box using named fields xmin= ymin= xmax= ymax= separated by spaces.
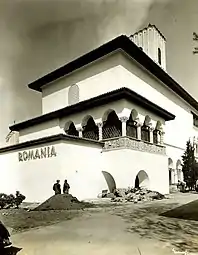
xmin=19 ymin=119 xmax=62 ymax=143
xmin=41 ymin=50 xmax=198 ymax=150
xmin=102 ymin=148 xmax=169 ymax=194
xmin=0 ymin=140 xmax=106 ymax=202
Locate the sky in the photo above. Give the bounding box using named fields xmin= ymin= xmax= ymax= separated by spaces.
xmin=0 ymin=0 xmax=198 ymax=146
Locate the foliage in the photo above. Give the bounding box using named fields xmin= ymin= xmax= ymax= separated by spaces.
xmin=182 ymin=140 xmax=198 ymax=189
xmin=0 ymin=192 xmax=26 ymax=209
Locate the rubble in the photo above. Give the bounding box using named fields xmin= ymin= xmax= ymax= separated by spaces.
xmin=111 ymin=187 xmax=166 ymax=203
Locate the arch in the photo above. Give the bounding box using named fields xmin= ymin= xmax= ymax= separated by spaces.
xmin=176 ymin=159 xmax=182 ymax=170
xmin=168 ymin=158 xmax=173 ymax=185
xmin=141 ymin=116 xmax=151 ymax=142
xmin=144 ymin=115 xmax=152 ymax=126
xmin=176 ymin=159 xmax=182 ymax=181
xmin=153 ymin=121 xmax=162 ymax=144
xmin=102 ymin=171 xmax=116 ymax=193
xmin=126 ymin=110 xmax=138 ymax=138
xmin=68 ymin=84 xmax=79 ymax=105
xmin=81 ymin=115 xmax=93 ymax=128
xmin=102 ymin=110 xmax=122 ymax=139
xmin=155 ymin=120 xmax=162 ymax=131
xmin=131 ymin=109 xmax=139 ymax=121
xmin=64 ymin=121 xmax=79 ymax=137
xmin=158 ymin=48 xmax=162 ymax=65
xmin=82 ymin=116 xmax=99 ymax=140
xmin=168 ymin=158 xmax=173 ymax=169
xmin=135 ymin=170 xmax=149 ymax=189
xmin=102 ymin=109 xmax=115 ymax=122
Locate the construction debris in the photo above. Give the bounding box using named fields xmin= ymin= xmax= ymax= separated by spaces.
xmin=111 ymin=187 xmax=166 ymax=203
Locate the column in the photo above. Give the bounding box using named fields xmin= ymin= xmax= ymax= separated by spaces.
xmin=77 ymin=127 xmax=83 ymax=138
xmin=160 ymin=131 xmax=165 ymax=145
xmin=149 ymin=127 xmax=154 ymax=143
xmin=174 ymin=169 xmax=178 ymax=184
xmin=137 ymin=122 xmax=142 ymax=140
xmin=171 ymin=169 xmax=175 ymax=184
xmin=119 ymin=116 xmax=128 ymax=137
xmin=97 ymin=122 xmax=103 ymax=141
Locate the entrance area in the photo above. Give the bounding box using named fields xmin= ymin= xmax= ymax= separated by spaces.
xmin=134 ymin=170 xmax=149 ymax=189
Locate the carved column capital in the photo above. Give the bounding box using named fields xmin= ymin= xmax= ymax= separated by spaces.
xmin=119 ymin=116 xmax=129 ymax=123
xmin=136 ymin=122 xmax=143 ymax=127
xmin=76 ymin=127 xmax=83 ymax=132
xmin=76 ymin=126 xmax=83 ymax=138
xmin=96 ymin=122 xmax=103 ymax=128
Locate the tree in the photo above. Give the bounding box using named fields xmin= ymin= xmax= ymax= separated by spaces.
xmin=193 ymin=32 xmax=198 ymax=54
xmin=182 ymin=140 xmax=198 ymax=190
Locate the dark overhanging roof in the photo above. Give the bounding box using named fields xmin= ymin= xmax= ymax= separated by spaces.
xmin=10 ymin=87 xmax=175 ymax=132
xmin=27 ymin=34 xmax=198 ymax=112
xmin=0 ymin=134 xmax=104 ymax=154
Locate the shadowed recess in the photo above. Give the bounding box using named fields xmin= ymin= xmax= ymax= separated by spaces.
xmin=160 ymin=199 xmax=198 ymax=221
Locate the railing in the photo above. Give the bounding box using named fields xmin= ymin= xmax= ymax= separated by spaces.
xmin=103 ymin=136 xmax=166 ymax=155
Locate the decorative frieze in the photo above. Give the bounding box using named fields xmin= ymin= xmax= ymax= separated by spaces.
xmin=103 ymin=137 xmax=166 ymax=155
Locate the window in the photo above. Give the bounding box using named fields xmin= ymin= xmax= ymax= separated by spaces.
xmin=158 ymin=48 xmax=162 ymax=65
xmin=68 ymin=84 xmax=79 ymax=105
xmin=196 ymin=144 xmax=198 ymax=154
xmin=192 ymin=112 xmax=198 ymax=128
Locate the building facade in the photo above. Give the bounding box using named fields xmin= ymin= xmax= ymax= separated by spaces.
xmin=1 ymin=24 xmax=198 ymax=202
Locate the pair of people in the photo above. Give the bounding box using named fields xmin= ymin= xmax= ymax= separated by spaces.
xmin=53 ymin=180 xmax=70 ymax=195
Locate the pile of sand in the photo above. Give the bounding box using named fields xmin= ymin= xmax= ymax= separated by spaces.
xmin=33 ymin=194 xmax=92 ymax=211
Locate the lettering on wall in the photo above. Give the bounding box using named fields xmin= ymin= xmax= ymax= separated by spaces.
xmin=18 ymin=146 xmax=57 ymax=162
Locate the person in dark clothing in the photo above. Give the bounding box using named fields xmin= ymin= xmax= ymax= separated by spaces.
xmin=0 ymin=221 xmax=11 ymax=247
xmin=63 ymin=180 xmax=70 ymax=194
xmin=53 ymin=180 xmax=61 ymax=195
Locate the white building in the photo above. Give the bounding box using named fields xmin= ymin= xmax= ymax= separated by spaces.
xmin=1 ymin=24 xmax=198 ymax=202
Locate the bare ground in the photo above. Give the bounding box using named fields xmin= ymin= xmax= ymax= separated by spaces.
xmin=1 ymin=193 xmax=198 ymax=255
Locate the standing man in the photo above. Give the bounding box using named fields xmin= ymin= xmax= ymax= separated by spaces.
xmin=53 ymin=180 xmax=61 ymax=195
xmin=63 ymin=179 xmax=70 ymax=194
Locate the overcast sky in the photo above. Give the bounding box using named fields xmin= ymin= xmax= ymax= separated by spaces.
xmin=0 ymin=0 xmax=198 ymax=145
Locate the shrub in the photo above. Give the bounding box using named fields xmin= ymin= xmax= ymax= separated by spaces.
xmin=0 ymin=192 xmax=26 ymax=209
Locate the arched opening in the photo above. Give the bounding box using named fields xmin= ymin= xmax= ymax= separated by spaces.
xmin=64 ymin=121 xmax=79 ymax=137
xmin=168 ymin=158 xmax=173 ymax=185
xmin=176 ymin=159 xmax=182 ymax=182
xmin=102 ymin=171 xmax=116 ymax=193
xmin=153 ymin=121 xmax=162 ymax=144
xmin=82 ymin=116 xmax=99 ymax=140
xmin=102 ymin=110 xmax=122 ymax=139
xmin=68 ymin=84 xmax=79 ymax=105
xmin=158 ymin=48 xmax=162 ymax=65
xmin=135 ymin=170 xmax=149 ymax=189
xmin=141 ymin=116 xmax=151 ymax=142
xmin=126 ymin=109 xmax=138 ymax=139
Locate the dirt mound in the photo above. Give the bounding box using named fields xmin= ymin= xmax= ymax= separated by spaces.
xmin=33 ymin=194 xmax=92 ymax=211
xmin=111 ymin=187 xmax=166 ymax=203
